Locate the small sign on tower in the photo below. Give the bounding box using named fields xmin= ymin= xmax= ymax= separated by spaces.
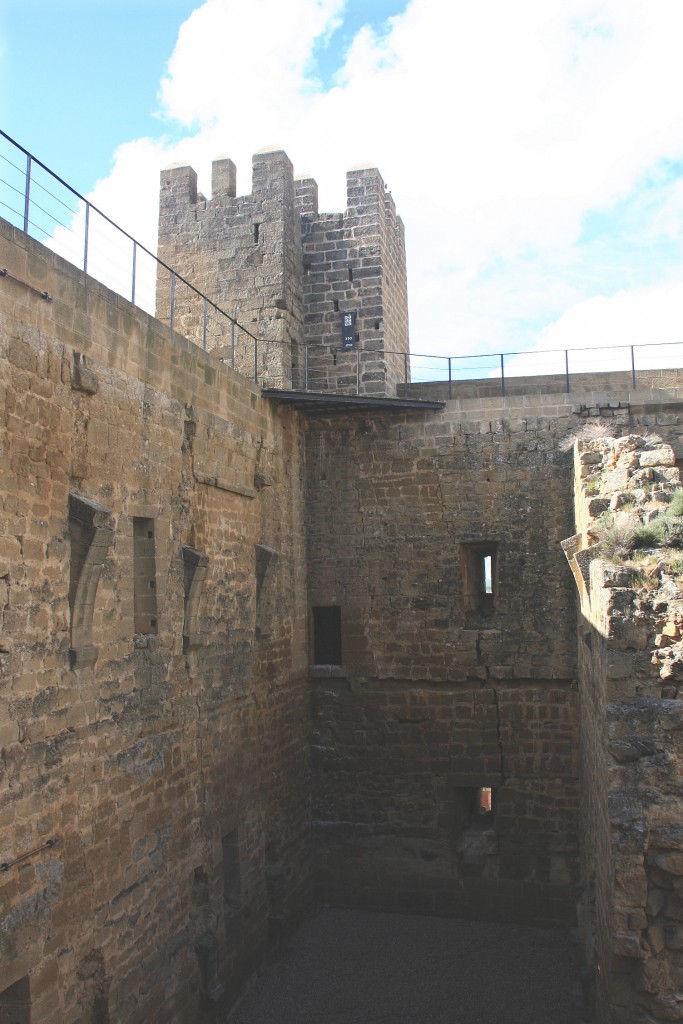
xmin=341 ymin=310 xmax=357 ymax=350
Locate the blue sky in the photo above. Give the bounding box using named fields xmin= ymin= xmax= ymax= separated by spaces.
xmin=1 ymin=0 xmax=683 ymax=368
xmin=0 ymin=1 xmax=200 ymax=191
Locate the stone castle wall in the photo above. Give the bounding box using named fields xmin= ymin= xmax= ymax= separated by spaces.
xmin=0 ymin=219 xmax=311 ymax=1023
xmin=566 ymin=431 xmax=683 ymax=1023
xmin=304 ymin=397 xmax=584 ymax=924
xmin=157 ymin=150 xmax=409 ymax=399
xmin=5 ymin=138 xmax=683 ymax=1024
xmin=296 ymin=166 xmax=409 ymax=396
xmin=157 ymin=150 xmax=305 ymax=390
xmin=305 ymin=396 xmax=683 ymax=936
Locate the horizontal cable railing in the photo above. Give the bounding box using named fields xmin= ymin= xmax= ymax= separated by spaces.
xmin=0 ymin=127 xmax=262 ymax=374
xmin=1 ymin=128 xmax=682 ymax=400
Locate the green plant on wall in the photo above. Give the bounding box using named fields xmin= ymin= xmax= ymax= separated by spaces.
xmin=594 ymin=489 xmax=683 ymax=561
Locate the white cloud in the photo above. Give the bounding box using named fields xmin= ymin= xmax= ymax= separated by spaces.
xmin=504 ymin=277 xmax=683 ymax=378
xmin=41 ymin=0 xmax=683 ymax=361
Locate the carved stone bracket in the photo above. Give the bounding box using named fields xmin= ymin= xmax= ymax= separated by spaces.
xmin=182 ymin=546 xmax=209 ymax=652
xmin=68 ymin=493 xmax=114 ymax=668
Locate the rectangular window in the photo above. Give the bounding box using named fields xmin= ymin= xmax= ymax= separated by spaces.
xmin=222 ymin=830 xmax=242 ymax=921
xmin=461 ymin=542 xmax=497 ymax=618
xmin=455 ymin=786 xmax=495 ymax=828
xmin=0 ymin=976 xmax=31 ymax=1024
xmin=133 ymin=518 xmax=158 ymax=635
xmin=312 ymin=606 xmax=342 ymax=665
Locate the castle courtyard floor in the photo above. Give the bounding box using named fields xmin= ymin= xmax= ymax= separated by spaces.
xmin=226 ymin=907 xmax=580 ymax=1024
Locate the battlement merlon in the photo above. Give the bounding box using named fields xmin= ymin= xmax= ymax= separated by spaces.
xmin=160 ymin=149 xmax=297 ymax=211
xmin=251 ymin=148 xmax=295 ymax=200
xmin=346 ymin=165 xmax=387 ymax=209
xmin=212 ymin=157 xmax=236 ymax=199
xmin=345 ymin=166 xmax=401 ymax=238
xmin=294 ymin=177 xmax=319 ymax=218
xmin=159 ymin=163 xmax=200 ymax=210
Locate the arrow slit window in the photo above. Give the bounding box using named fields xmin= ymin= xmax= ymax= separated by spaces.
xmin=461 ymin=542 xmax=497 ymax=617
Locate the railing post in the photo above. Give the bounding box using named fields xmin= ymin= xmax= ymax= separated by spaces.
xmin=565 ymin=349 xmax=570 ymax=393
xmin=23 ymin=154 xmax=31 ymax=234
xmin=304 ymin=345 xmax=309 ymax=391
xmin=404 ymin=352 xmax=409 ymax=393
xmin=83 ymin=203 xmax=90 ymax=274
xmin=356 ymin=347 xmax=360 ymax=395
xmin=131 ymin=240 xmax=137 ymax=305
xmin=202 ymin=299 xmax=207 ymax=350
xmin=170 ymin=272 xmax=175 ymax=331
xmin=254 ymin=337 xmax=258 ymax=384
xmin=448 ymin=357 xmax=452 ymax=400
xmin=500 ymin=353 xmax=505 ymax=398
xmin=231 ymin=319 xmax=235 ymax=369
xmin=631 ymin=345 xmax=636 ymax=390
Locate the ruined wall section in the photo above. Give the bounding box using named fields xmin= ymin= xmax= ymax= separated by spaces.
xmin=156 ymin=150 xmax=304 ymax=389
xmin=296 ymin=166 xmax=409 ymax=397
xmin=566 ymin=433 xmax=683 ymax=1023
xmin=305 ymin=399 xmax=587 ymax=924
xmin=0 ymin=219 xmax=310 ymax=1023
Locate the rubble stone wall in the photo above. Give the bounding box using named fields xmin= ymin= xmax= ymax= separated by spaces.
xmin=0 ymin=219 xmax=311 ymax=1023
xmin=567 ymin=432 xmax=683 ymax=1022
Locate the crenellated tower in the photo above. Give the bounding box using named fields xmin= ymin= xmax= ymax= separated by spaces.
xmin=157 ymin=149 xmax=305 ymax=388
xmin=156 ymin=151 xmax=409 ymax=397
xmin=295 ymin=165 xmax=410 ymax=396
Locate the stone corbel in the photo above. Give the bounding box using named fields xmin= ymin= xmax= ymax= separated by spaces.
xmin=255 ymin=544 xmax=278 ymax=639
xmin=68 ymin=493 xmax=114 ymax=668
xmin=182 ymin=546 xmax=209 ymax=652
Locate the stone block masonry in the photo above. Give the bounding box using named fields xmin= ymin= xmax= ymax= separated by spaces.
xmin=157 ymin=150 xmax=305 ymax=391
xmin=6 ymin=141 xmax=683 ymax=1024
xmin=305 ymin=404 xmax=582 ymax=925
xmin=296 ymin=165 xmax=409 ymax=396
xmin=157 ymin=149 xmax=409 ymax=399
xmin=0 ymin=218 xmax=311 ymax=1023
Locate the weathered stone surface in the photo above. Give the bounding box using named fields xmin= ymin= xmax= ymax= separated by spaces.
xmin=4 ymin=154 xmax=683 ymax=1024
xmin=0 ymin=219 xmax=311 ymax=1021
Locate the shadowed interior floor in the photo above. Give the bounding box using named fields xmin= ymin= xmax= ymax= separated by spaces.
xmin=226 ymin=908 xmax=579 ymax=1024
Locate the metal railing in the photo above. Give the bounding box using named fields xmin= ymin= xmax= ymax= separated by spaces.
xmin=1 ymin=127 xmax=682 ymax=400
xmin=396 ymin=341 xmax=683 ymax=398
xmin=0 ymin=127 xmax=261 ymax=371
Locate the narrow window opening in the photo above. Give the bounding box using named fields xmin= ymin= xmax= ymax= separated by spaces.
xmin=483 ymin=555 xmax=492 ymax=595
xmin=455 ymin=786 xmax=495 ymax=829
xmin=333 ymin=299 xmax=339 ymax=312
xmin=253 ymin=223 xmax=260 ymax=243
xmin=355 ymin=333 xmax=360 ymax=346
xmin=374 ymin=320 xmax=380 ymax=330
xmin=461 ymin=542 xmax=497 ymax=618
xmin=0 ymin=976 xmax=31 ymax=1024
xmin=222 ymin=830 xmax=242 ymax=922
xmin=313 ymin=606 xmax=342 ymax=665
xmin=133 ymin=517 xmax=158 ymax=635
xmin=348 ymin=265 xmax=353 ymax=282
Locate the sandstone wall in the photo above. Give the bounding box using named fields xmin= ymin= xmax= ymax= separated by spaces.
xmin=0 ymin=219 xmax=311 ymax=1023
xmin=567 ymin=432 xmax=683 ymax=1023
xmin=156 ymin=150 xmax=305 ymax=390
xmin=296 ymin=167 xmax=409 ymax=397
xmin=405 ymin=368 xmax=683 ymax=402
xmin=304 ymin=391 xmax=683 ymax=928
xmin=304 ymin=398 xmax=585 ymax=924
